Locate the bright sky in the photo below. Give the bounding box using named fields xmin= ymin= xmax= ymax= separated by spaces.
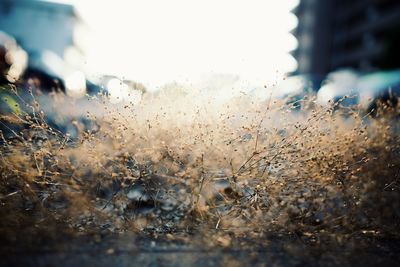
xmin=57 ymin=0 xmax=299 ymax=90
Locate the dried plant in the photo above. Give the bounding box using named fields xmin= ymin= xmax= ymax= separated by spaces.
xmin=0 ymin=83 xmax=399 ymax=245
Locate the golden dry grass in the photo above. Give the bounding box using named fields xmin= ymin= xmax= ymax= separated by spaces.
xmin=0 ymin=84 xmax=399 ymax=242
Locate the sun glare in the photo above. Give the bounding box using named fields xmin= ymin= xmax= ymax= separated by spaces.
xmin=54 ymin=0 xmax=299 ymax=90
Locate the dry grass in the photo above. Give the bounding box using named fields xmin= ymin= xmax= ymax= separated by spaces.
xmin=0 ymin=83 xmax=399 ymax=244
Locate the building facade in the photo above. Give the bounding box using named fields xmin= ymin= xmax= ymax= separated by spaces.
xmin=292 ymin=0 xmax=400 ymax=76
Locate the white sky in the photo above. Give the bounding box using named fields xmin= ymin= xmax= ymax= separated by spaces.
xmin=56 ymin=0 xmax=299 ymax=90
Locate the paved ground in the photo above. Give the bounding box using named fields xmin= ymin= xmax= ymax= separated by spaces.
xmin=1 ymin=230 xmax=400 ymax=267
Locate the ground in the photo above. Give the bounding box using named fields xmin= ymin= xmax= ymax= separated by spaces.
xmin=1 ymin=228 xmax=400 ymax=267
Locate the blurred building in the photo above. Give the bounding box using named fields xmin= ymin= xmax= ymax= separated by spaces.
xmin=0 ymin=0 xmax=88 ymax=72
xmin=292 ymin=0 xmax=400 ymax=77
xmin=0 ymin=0 xmax=91 ymax=96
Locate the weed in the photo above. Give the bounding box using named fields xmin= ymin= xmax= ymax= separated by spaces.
xmin=0 ymin=84 xmax=399 ymax=244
